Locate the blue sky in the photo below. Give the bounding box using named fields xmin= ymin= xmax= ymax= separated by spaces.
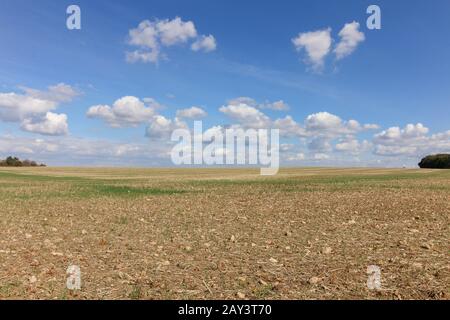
xmin=0 ymin=0 xmax=449 ymax=166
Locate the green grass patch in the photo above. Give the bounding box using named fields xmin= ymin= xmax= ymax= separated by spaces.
xmin=76 ymin=184 xmax=187 ymax=198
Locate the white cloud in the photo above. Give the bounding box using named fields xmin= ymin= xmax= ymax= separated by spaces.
xmin=335 ymin=138 xmax=370 ymax=155
xmin=305 ymin=111 xmax=342 ymax=131
xmin=126 ymin=17 xmax=216 ymax=63
xmin=334 ymin=21 xmax=365 ymax=60
xmin=157 ymin=17 xmax=197 ymax=45
xmin=0 ymin=134 xmax=174 ymax=166
xmin=176 ymin=106 xmax=207 ymax=119
xmin=219 ymin=103 xmax=271 ymax=129
xmin=374 ymin=123 xmax=429 ymax=145
xmin=20 ymin=83 xmax=80 ymax=103
xmin=314 ymin=153 xmax=330 ymax=160
xmin=308 ymin=137 xmax=332 ymax=152
xmin=363 ymin=123 xmax=380 ymax=130
xmin=227 ymin=97 xmax=290 ymax=111
xmin=191 ymin=35 xmax=217 ymax=52
xmin=87 ymin=96 xmax=156 ymax=128
xmin=146 ymin=115 xmax=188 ymax=139
xmin=0 ymin=84 xmax=78 ymax=136
xmin=372 ymin=123 xmax=450 ymax=157
xmin=0 ymin=92 xmax=57 ymax=122
xmin=273 ymin=116 xmax=306 ymax=137
xmin=21 ymin=112 xmax=68 ymax=136
xmin=305 ymin=112 xmax=377 ymax=137
xmin=268 ymin=100 xmax=290 ymax=111
xmin=286 ymin=153 xmax=305 ymax=161
xmin=126 ymin=50 xmax=160 ymax=64
xmin=292 ymin=28 xmax=332 ymax=71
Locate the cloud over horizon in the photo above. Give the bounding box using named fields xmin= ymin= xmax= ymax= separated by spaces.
xmin=0 ymin=84 xmax=80 ymax=136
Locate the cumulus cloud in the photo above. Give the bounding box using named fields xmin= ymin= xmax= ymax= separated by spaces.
xmin=191 ymin=35 xmax=217 ymax=52
xmin=219 ymin=103 xmax=271 ymax=129
xmin=305 ymin=111 xmax=342 ymax=131
xmin=176 ymin=106 xmax=207 ymax=119
xmin=292 ymin=28 xmax=332 ymax=71
xmin=293 ymin=22 xmax=365 ymax=71
xmin=273 ymin=116 xmax=306 ymax=137
xmin=0 ymin=92 xmax=57 ymax=122
xmin=20 ymin=83 xmax=80 ymax=103
xmin=87 ymin=96 xmax=156 ymax=127
xmin=0 ymin=83 xmax=78 ymax=136
xmin=21 ymin=112 xmax=68 ymax=136
xmin=314 ymin=153 xmax=330 ymax=160
xmin=146 ymin=115 xmax=187 ymax=139
xmin=227 ymin=97 xmax=290 ymax=111
xmin=126 ymin=17 xmax=216 ymax=63
xmin=374 ymin=123 xmax=429 ymax=144
xmin=286 ymin=153 xmax=305 ymax=161
xmin=300 ymin=112 xmax=379 ymax=156
xmin=308 ymin=137 xmax=333 ymax=153
xmin=0 ymin=134 xmax=173 ymax=166
xmin=304 ymin=112 xmax=376 ymax=137
xmin=334 ymin=22 xmax=365 ymax=60
xmin=335 ymin=138 xmax=371 ymax=155
xmin=373 ymin=123 xmax=450 ymax=157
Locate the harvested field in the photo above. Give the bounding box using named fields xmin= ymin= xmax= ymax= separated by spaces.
xmin=0 ymin=167 xmax=448 ymax=300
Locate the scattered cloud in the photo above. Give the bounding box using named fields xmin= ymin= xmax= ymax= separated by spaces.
xmin=87 ymin=96 xmax=156 ymax=127
xmin=292 ymin=28 xmax=332 ymax=71
xmin=0 ymin=134 xmax=173 ymax=166
xmin=335 ymin=138 xmax=371 ymax=155
xmin=176 ymin=106 xmax=207 ymax=119
xmin=373 ymin=123 xmax=450 ymax=157
xmin=146 ymin=115 xmax=187 ymax=139
xmin=314 ymin=153 xmax=330 ymax=160
xmin=293 ymin=21 xmax=365 ymax=71
xmin=334 ymin=21 xmax=365 ymax=60
xmin=286 ymin=152 xmax=305 ymax=161
xmin=20 ymin=83 xmax=80 ymax=103
xmin=219 ymin=102 xmax=271 ymax=129
xmin=21 ymin=112 xmax=68 ymax=136
xmin=191 ymin=35 xmax=217 ymax=52
xmin=273 ymin=116 xmax=306 ymax=137
xmin=304 ymin=111 xmax=376 ymax=137
xmin=227 ymin=97 xmax=290 ymax=111
xmin=0 ymin=83 xmax=79 ymax=136
xmin=126 ymin=17 xmax=216 ymax=64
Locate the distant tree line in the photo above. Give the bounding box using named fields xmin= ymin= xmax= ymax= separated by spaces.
xmin=418 ymin=154 xmax=450 ymax=169
xmin=0 ymin=156 xmax=46 ymax=167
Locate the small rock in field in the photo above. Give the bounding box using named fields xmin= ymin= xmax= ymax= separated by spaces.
xmin=420 ymin=243 xmax=432 ymax=250
xmin=322 ymin=247 xmax=332 ymax=254
xmin=29 ymin=276 xmax=37 ymax=284
xmin=237 ymin=292 xmax=246 ymax=299
xmin=269 ymin=257 xmax=278 ymax=264
xmin=309 ymin=276 xmax=320 ymax=285
xmin=230 ymin=235 xmax=236 ymax=242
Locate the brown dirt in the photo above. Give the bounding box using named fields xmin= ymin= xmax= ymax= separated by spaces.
xmin=0 ymin=167 xmax=448 ymax=299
